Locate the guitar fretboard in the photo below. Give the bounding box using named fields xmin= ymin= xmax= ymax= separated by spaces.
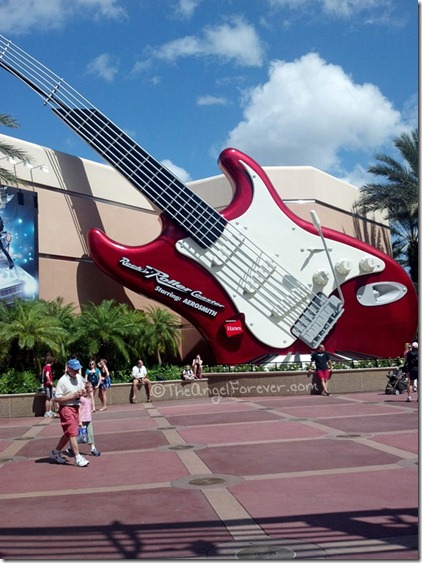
xmin=54 ymin=108 xmax=226 ymax=247
xmin=0 ymin=35 xmax=226 ymax=248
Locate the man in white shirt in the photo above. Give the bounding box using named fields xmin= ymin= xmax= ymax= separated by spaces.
xmin=49 ymin=358 xmax=89 ymax=467
xmin=131 ymin=359 xmax=152 ymax=403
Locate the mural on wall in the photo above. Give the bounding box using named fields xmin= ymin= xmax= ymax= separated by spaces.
xmin=0 ymin=35 xmax=418 ymax=363
xmin=0 ymin=186 xmax=38 ymax=303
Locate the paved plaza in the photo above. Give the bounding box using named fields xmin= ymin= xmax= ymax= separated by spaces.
xmin=0 ymin=390 xmax=418 ymax=559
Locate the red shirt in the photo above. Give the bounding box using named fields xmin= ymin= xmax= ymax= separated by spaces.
xmin=42 ymin=364 xmax=53 ymax=387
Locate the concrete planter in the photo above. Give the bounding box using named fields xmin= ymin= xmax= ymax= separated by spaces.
xmin=0 ymin=367 xmax=392 ymax=418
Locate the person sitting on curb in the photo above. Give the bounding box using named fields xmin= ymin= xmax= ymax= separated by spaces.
xmin=192 ymin=354 xmax=203 ymax=378
xmin=131 ymin=359 xmax=152 ymax=403
xmin=181 ymin=365 xmax=196 ymax=381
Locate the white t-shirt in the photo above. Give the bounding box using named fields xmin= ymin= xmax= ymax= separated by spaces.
xmin=55 ymin=373 xmax=85 ymax=406
xmin=132 ymin=365 xmax=147 ymax=379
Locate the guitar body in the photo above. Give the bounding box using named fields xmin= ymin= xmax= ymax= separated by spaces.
xmin=89 ymin=148 xmax=418 ymax=363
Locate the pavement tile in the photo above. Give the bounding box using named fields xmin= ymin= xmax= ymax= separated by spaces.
xmin=178 ymin=420 xmax=325 ymax=445
xmin=317 ymin=412 xmax=418 ymax=434
xmin=0 ymin=425 xmax=34 ymax=440
xmin=164 ymin=409 xmax=282 ymax=427
xmin=0 ymin=488 xmax=232 ymax=559
xmin=275 ymin=402 xmax=401 ymax=418
xmin=0 ymin=449 xmax=189 ymax=494
xmin=370 ymin=431 xmax=419 ymax=455
xmin=15 ymin=428 xmax=169 ymax=458
xmin=156 ymin=400 xmax=255 ymax=416
xmin=196 ymin=439 xmax=403 ymax=476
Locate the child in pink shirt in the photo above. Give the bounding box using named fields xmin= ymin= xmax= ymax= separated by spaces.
xmin=67 ymin=382 xmax=101 ymax=457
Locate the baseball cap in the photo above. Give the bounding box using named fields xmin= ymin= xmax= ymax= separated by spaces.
xmin=411 ymin=342 xmax=418 ymax=349
xmin=67 ymin=358 xmax=82 ymax=371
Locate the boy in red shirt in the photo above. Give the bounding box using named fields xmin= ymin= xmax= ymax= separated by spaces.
xmin=42 ymin=354 xmax=55 ymax=417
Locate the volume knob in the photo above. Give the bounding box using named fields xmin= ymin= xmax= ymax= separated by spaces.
xmin=313 ymin=269 xmax=329 ymax=286
xmin=335 ymin=259 xmax=352 ymax=275
xmin=360 ymin=256 xmax=376 ymax=272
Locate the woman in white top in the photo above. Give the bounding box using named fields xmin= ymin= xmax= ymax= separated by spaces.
xmin=192 ymin=355 xmax=203 ymax=379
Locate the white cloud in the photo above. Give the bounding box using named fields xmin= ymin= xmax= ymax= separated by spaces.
xmin=315 ymin=0 xmax=391 ymax=18
xmin=86 ymin=54 xmax=119 ymax=82
xmin=196 ymin=95 xmax=229 ymax=106
xmin=161 ymin=159 xmax=192 ymax=183
xmin=338 ymin=163 xmax=372 ymax=188
xmin=268 ymin=0 xmax=397 ymax=22
xmin=0 ymin=0 xmax=126 ymax=35
xmin=401 ymin=93 xmax=418 ymax=130
xmin=150 ymin=17 xmax=265 ymax=67
xmin=223 ymin=53 xmax=404 ymax=172
xmin=175 ymin=0 xmax=202 ymax=19
xmin=77 ymin=0 xmax=126 ymax=20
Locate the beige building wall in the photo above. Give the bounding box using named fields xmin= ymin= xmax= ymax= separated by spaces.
xmin=0 ymin=134 xmax=391 ymax=362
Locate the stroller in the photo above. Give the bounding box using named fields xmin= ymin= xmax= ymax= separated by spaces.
xmin=385 ymin=368 xmax=408 ymax=395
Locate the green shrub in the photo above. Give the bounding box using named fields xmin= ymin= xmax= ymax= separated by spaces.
xmin=110 ymin=369 xmax=131 ymax=384
xmin=0 ymin=369 xmax=39 ymax=394
xmin=148 ymin=364 xmax=181 ymax=381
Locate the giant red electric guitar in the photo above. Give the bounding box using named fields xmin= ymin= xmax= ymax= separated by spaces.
xmin=0 ymin=35 xmax=417 ymax=363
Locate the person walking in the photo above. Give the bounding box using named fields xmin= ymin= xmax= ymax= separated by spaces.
xmin=98 ymin=358 xmax=110 ymax=411
xmin=131 ymin=359 xmax=152 ymax=403
xmin=85 ymin=360 xmax=101 ymax=412
xmin=308 ymin=344 xmax=333 ymax=396
xmin=67 ymin=381 xmax=101 ymax=457
xmin=49 ymin=358 xmax=89 ymax=467
xmin=404 ymin=342 xmax=418 ymax=402
xmin=42 ymin=353 xmax=55 ymax=417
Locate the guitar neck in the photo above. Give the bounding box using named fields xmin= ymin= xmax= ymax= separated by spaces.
xmin=0 ymin=35 xmax=226 ymax=248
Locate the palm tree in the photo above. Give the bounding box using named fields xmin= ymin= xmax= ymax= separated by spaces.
xmin=0 ymin=298 xmax=69 ymax=372
xmin=0 ymin=113 xmax=32 ymax=183
xmin=357 ymin=129 xmax=418 ymax=283
xmin=71 ymin=299 xmax=145 ymax=366
xmin=143 ymin=306 xmax=181 ymax=365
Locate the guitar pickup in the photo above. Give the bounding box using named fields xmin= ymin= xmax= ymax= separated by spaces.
xmin=291 ymin=293 xmax=344 ymax=348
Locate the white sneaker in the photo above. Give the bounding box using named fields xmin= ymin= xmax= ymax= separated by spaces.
xmin=74 ymin=454 xmax=89 ymax=467
xmin=49 ymin=449 xmax=66 ymax=464
xmin=406 ymin=396 xmax=412 ymax=402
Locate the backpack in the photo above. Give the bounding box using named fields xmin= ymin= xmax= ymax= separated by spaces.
xmin=404 ymin=350 xmax=418 ymax=372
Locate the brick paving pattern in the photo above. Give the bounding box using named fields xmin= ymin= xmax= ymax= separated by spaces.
xmin=0 ymin=391 xmax=418 ymax=559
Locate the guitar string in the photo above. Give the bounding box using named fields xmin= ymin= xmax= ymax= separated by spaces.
xmin=0 ymin=37 xmax=332 ymax=331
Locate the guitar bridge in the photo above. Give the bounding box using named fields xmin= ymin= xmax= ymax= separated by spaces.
xmin=291 ymin=293 xmax=344 ymax=348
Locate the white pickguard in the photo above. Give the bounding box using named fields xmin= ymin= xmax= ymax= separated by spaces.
xmin=176 ymin=161 xmax=385 ymax=348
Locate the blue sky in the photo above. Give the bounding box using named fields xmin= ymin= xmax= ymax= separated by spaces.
xmin=0 ymin=0 xmax=417 ymax=187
